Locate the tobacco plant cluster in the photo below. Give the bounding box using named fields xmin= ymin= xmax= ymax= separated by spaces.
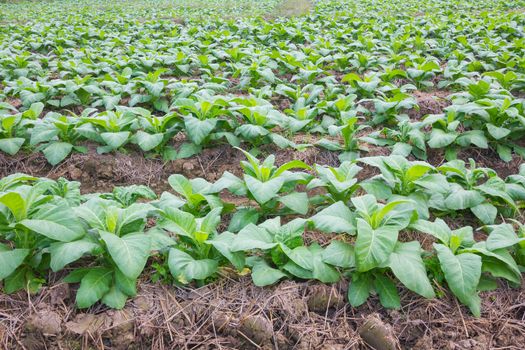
xmin=1 ymin=0 xmax=525 ymax=163
xmin=1 ymin=152 xmax=525 ymax=315
xmin=0 ymin=0 xmax=525 ymax=316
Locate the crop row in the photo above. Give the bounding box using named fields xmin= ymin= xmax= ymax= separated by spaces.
xmin=2 ymin=77 xmax=524 ymax=165
xmin=1 ymin=150 xmax=524 ymax=316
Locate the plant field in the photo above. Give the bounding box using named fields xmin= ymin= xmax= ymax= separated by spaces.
xmin=0 ymin=0 xmax=525 ymax=348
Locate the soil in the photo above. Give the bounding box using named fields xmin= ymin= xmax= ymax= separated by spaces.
xmin=0 ymin=141 xmax=339 ymax=195
xmin=1 ymin=276 xmax=524 ymax=349
xmin=409 ymin=90 xmax=451 ymax=120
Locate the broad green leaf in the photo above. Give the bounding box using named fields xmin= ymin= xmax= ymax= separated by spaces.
xmin=278 ymin=191 xmax=309 ymax=215
xmin=445 ymin=190 xmax=484 ymax=210
xmin=355 ymin=219 xmax=398 ymax=272
xmin=310 ymin=201 xmax=356 ymax=234
xmin=388 ymin=242 xmax=435 ymax=298
xmin=19 ymin=218 xmax=84 ymax=242
xmin=42 ymin=142 xmax=73 ymax=166
xmin=321 ymin=240 xmax=355 ymax=268
xmin=100 ymin=232 xmax=151 ymax=279
xmin=184 ymin=116 xmax=217 ymax=145
xmin=49 ymin=240 xmax=98 ymax=271
xmin=244 ymin=175 xmax=284 ymax=204
xmin=0 ymin=249 xmax=29 ymax=280
xmin=373 ymin=274 xmax=400 ymax=309
xmin=168 ymin=248 xmax=218 ymax=283
xmin=135 ymin=131 xmax=163 ymax=151
xmin=434 ymin=244 xmax=481 ymax=316
xmin=227 ymin=207 xmax=259 ymax=233
xmin=428 ymin=129 xmax=456 ymax=148
xmin=486 ymin=124 xmax=510 ymax=140
xmin=0 ymin=138 xmax=25 ymax=156
xmin=486 ymin=224 xmax=523 ymax=250
xmin=100 ymin=131 xmax=130 ymax=149
xmin=348 ymin=273 xmax=372 ymax=307
xmin=102 ymin=284 xmax=128 ymax=309
xmin=207 ymin=232 xmax=245 ymax=271
xmin=115 ymin=269 xmax=137 ymax=297
xmin=251 ymin=260 xmax=287 ymax=287
xmin=76 ymin=268 xmax=113 ymax=309
xmin=231 ymin=224 xmax=277 ymax=251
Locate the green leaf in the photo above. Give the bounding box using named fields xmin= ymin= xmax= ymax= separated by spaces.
xmin=115 ymin=269 xmax=137 ymax=297
xmin=428 ymin=129 xmax=456 ymax=148
xmin=76 ymin=268 xmax=113 ymax=309
xmin=0 ymin=138 xmax=25 ymax=155
xmin=486 ymin=124 xmax=510 ymax=140
xmin=102 ymin=284 xmax=128 ymax=309
xmin=244 ymin=175 xmax=283 ymax=204
xmin=100 ymin=232 xmax=151 ymax=279
xmin=388 ymin=242 xmax=435 ymax=298
xmin=184 ymin=116 xmax=217 ymax=145
xmin=434 ymin=244 xmax=481 ymax=317
xmin=321 ymin=240 xmax=355 ymax=268
xmin=168 ymin=248 xmax=217 ymax=283
xmin=348 ymin=273 xmax=372 ymax=307
xmin=486 ymin=224 xmax=523 ymax=250
xmin=42 ymin=142 xmax=73 ymax=166
xmin=100 ymin=131 xmax=130 ymax=149
xmin=355 ymin=219 xmax=398 ymax=272
xmin=471 ymin=203 xmax=497 ymax=225
xmin=373 ymin=274 xmax=400 ymax=309
xmin=445 ymin=190 xmax=484 ymax=210
xmin=310 ymin=201 xmax=356 ymax=234
xmin=251 ymin=260 xmax=287 ymax=287
xmin=19 ymin=218 xmax=84 ymax=242
xmin=49 ymin=240 xmax=98 ymax=272
xmin=158 ymin=207 xmax=196 ymax=238
xmin=495 ymin=143 xmax=512 ymax=162
xmin=134 ymin=131 xmax=163 ymax=152
xmin=228 ymin=207 xmax=259 ymax=233
xmin=0 ymin=192 xmax=26 ymax=221
xmin=207 ymin=232 xmax=245 ymax=271
xmin=231 ymin=224 xmax=277 ymax=251
xmin=310 ymin=244 xmax=340 ymax=283
xmin=278 ymin=192 xmax=309 ymax=215
xmin=0 ymin=249 xmax=29 ymax=280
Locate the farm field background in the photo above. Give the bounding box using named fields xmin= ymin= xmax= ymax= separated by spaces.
xmin=1 ymin=0 xmax=525 ymax=348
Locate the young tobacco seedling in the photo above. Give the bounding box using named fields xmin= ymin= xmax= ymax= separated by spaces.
xmin=63 ymin=198 xmax=154 ymax=309
xmin=157 ymin=207 xmax=244 ymax=285
xmin=78 ymin=108 xmax=137 ymax=154
xmin=156 ymin=174 xmax=223 ymax=216
xmin=173 ymin=95 xmax=232 ymax=146
xmin=30 ymin=112 xmax=87 ymax=165
xmin=358 ymin=155 xmax=444 ymax=220
xmin=132 ymin=108 xmax=182 ymax=155
xmin=230 ymin=217 xmax=339 ymax=286
xmin=361 ymin=119 xmax=427 ymax=159
xmin=436 ymin=159 xmax=518 ymax=224
xmin=307 ymin=161 xmax=362 ymax=206
xmin=412 ymin=218 xmax=521 ymax=316
xmin=316 ymin=115 xmax=368 ymax=162
xmin=310 ymin=194 xmax=432 ymax=309
xmin=0 ymin=102 xmax=42 ymax=155
xmin=0 ymin=181 xmax=86 ymax=294
xmin=212 ymin=148 xmax=311 ymax=219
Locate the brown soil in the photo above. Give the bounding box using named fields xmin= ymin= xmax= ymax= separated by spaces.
xmin=1 ymin=277 xmax=524 ymax=349
xmin=409 ymin=90 xmax=451 ymax=120
xmin=0 ymin=142 xmax=340 ymax=194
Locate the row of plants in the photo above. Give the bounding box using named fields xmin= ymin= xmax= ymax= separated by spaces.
xmin=2 ymin=78 xmax=524 ymax=165
xmin=1 ymin=151 xmax=524 ymax=316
